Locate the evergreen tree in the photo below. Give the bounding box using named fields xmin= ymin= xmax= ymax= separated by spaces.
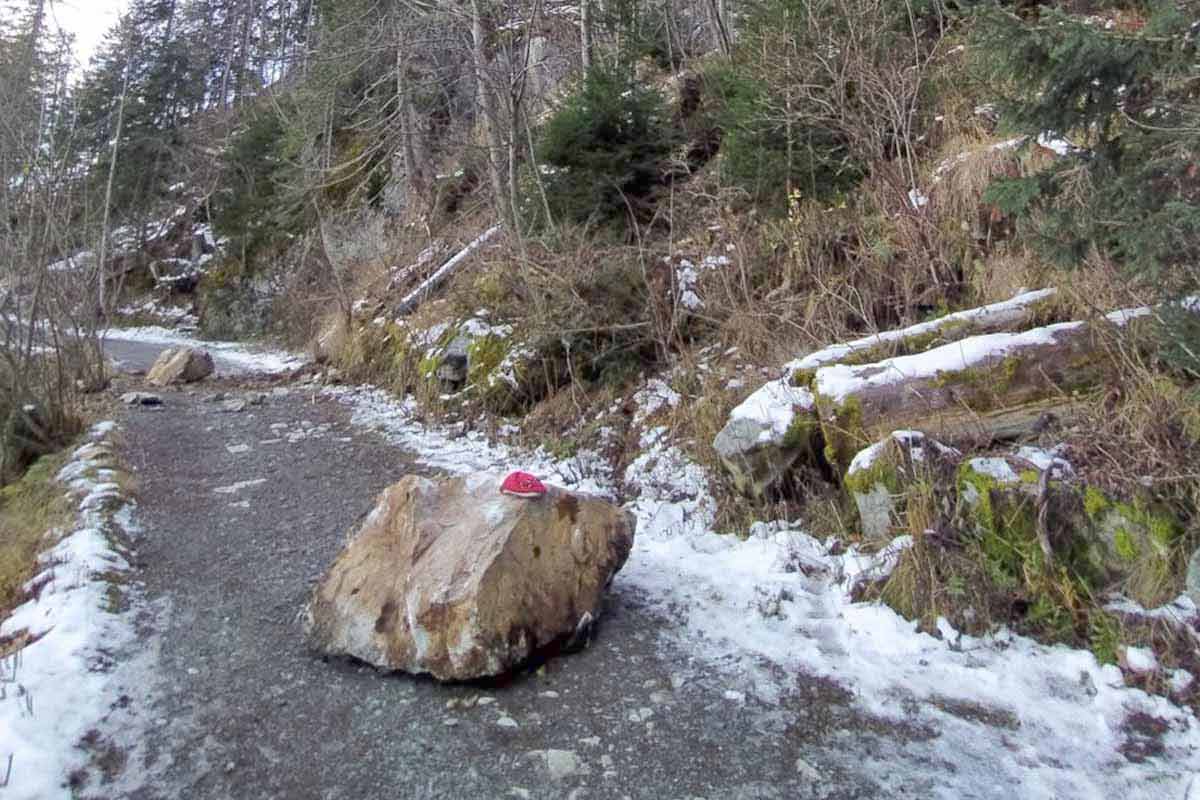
xmin=976 ymin=1 xmax=1200 ymax=287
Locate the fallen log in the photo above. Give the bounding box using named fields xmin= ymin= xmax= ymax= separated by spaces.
xmin=395 ymin=225 xmax=500 ymax=315
xmin=785 ymin=288 xmax=1061 ymax=385
xmin=812 ymin=305 xmax=1179 ymax=471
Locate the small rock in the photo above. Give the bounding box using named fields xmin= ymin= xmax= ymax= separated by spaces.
xmin=248 ymin=393 xmax=268 ymax=406
xmin=795 ymin=757 xmax=822 ymax=781
xmin=146 ymin=346 xmax=214 ymax=386
xmin=496 ymin=716 xmax=519 ymax=729
xmin=477 ymin=696 xmax=496 ymax=706
xmin=627 ymin=707 xmax=653 ymax=723
xmin=221 ymin=399 xmax=247 ymax=413
xmin=205 ymin=392 xmax=227 ymax=403
xmin=539 ymin=691 xmax=560 ymax=699
xmin=1121 ymin=646 xmax=1159 ymax=675
xmin=723 ymin=690 xmax=745 ymax=702
xmin=226 ymin=444 xmax=251 ymax=454
xmin=530 ymin=749 xmax=586 ymax=781
xmin=579 ymin=736 xmax=601 ymax=748
xmin=120 ymin=391 xmax=162 ymax=406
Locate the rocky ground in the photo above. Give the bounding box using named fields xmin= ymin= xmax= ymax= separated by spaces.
xmin=79 ymin=342 xmax=936 ymax=800
xmin=57 ymin=336 xmax=1193 ymax=800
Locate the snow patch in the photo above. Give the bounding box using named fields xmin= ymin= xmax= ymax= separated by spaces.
xmin=0 ymin=423 xmax=143 ymax=800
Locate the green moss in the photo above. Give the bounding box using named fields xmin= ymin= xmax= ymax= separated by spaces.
xmin=1019 ymin=469 xmax=1040 ymax=484
xmin=1087 ymin=612 xmax=1121 ymax=665
xmin=781 ymin=414 xmax=819 ymax=452
xmin=844 ymin=444 xmax=901 ymax=498
xmin=1113 ymin=528 xmax=1139 ymax=561
xmin=1083 ymin=486 xmax=1110 ymax=519
xmin=466 ymin=335 xmax=508 ymax=386
xmin=820 ymin=394 xmax=864 ymax=471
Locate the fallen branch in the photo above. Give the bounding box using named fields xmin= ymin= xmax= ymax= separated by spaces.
xmin=395 ymin=225 xmax=500 ymax=315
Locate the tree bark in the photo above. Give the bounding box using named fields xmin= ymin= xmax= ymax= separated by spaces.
xmin=470 ymin=0 xmax=511 ymax=229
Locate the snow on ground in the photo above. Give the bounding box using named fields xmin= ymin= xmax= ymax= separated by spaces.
xmin=327 ymin=381 xmax=1200 ymax=800
xmin=102 ymin=325 xmax=306 ymax=374
xmin=0 ymin=423 xmax=142 ymax=800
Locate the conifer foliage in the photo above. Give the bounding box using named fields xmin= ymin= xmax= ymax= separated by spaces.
xmin=976 ymin=2 xmax=1200 ymax=285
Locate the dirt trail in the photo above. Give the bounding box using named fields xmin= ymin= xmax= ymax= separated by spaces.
xmin=86 ymin=368 xmax=939 ymax=800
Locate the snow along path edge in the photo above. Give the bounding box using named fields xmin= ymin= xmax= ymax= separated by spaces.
xmin=0 ymin=422 xmax=144 ymax=800
xmin=102 ymin=325 xmax=306 ymax=375
xmin=328 ymin=383 xmax=1200 ymax=800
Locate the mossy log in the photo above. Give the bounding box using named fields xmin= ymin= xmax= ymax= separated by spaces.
xmin=786 ymin=288 xmax=1061 ymax=386
xmin=814 ymin=318 xmax=1126 ymax=471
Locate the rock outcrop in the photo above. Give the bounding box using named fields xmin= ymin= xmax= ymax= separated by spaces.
xmin=304 ymin=472 xmax=635 ymax=680
xmin=145 ymin=346 xmax=215 ymax=386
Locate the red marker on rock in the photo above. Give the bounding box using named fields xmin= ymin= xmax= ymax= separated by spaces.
xmin=499 ymin=471 xmax=547 ymax=499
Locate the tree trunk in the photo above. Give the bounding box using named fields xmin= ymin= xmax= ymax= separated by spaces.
xmin=580 ymin=0 xmax=593 ymax=71
xmin=470 ymin=0 xmax=511 ymax=229
xmin=98 ymin=20 xmax=133 ymax=317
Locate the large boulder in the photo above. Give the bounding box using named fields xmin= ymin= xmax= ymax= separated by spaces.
xmin=304 ymin=472 xmax=636 ymax=680
xmin=145 ymin=346 xmax=214 ymax=386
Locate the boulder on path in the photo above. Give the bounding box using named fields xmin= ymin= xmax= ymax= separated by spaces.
xmin=146 ymin=346 xmax=214 ymax=386
xmin=304 ymin=472 xmax=636 ymax=680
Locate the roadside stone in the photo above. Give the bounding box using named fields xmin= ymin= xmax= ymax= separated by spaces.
xmin=529 ymin=749 xmax=587 ymax=781
xmin=304 ymin=472 xmax=636 ymax=680
xmin=146 ymin=346 xmax=214 ymax=386
xmin=844 ymin=431 xmax=960 ymax=541
xmin=1186 ymin=548 xmax=1200 ymax=607
xmin=497 ymin=716 xmax=519 ymax=729
xmin=222 ymin=399 xmax=248 ymax=413
xmin=121 ymin=391 xmax=163 ymax=406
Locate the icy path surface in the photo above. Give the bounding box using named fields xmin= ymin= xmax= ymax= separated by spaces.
xmin=329 ymin=384 xmax=1200 ymax=800
xmin=102 ymin=325 xmax=305 ymax=374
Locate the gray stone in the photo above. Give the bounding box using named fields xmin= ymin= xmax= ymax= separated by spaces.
xmin=1184 ymin=549 xmax=1200 ymax=607
xmin=844 ymin=431 xmax=960 ymax=541
xmin=221 ymin=399 xmax=248 ymax=413
xmin=712 ymin=380 xmax=816 ymax=497
xmin=121 ymin=391 xmax=163 ymax=406
xmin=146 ymin=346 xmax=214 ymax=386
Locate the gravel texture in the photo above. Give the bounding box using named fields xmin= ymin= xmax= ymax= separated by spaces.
xmin=85 ymin=345 xmax=938 ymax=799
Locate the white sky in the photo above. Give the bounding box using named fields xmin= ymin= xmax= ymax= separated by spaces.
xmin=47 ymin=0 xmax=126 ymax=70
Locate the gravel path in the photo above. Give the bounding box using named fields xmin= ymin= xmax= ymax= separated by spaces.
xmin=89 ymin=362 xmax=939 ymax=799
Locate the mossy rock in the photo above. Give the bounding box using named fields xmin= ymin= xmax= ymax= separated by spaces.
xmin=844 ymin=431 xmax=960 ymax=542
xmin=1081 ymin=485 xmax=1184 ymax=606
xmin=956 ymin=456 xmax=1113 ymax=586
xmin=712 ymin=381 xmax=822 ymax=498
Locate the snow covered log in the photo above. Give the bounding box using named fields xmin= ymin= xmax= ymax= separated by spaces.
xmin=813 ymin=307 xmax=1164 ymax=471
xmin=784 ymin=288 xmax=1060 ymax=385
xmin=713 ymin=288 xmax=1059 ymax=496
xmin=395 ymin=226 xmax=500 ymax=315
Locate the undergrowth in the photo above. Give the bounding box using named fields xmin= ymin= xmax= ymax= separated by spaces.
xmin=0 ymin=449 xmax=74 ymax=623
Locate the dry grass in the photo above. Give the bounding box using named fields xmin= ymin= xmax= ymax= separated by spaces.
xmin=0 ymin=449 xmax=73 ymax=623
